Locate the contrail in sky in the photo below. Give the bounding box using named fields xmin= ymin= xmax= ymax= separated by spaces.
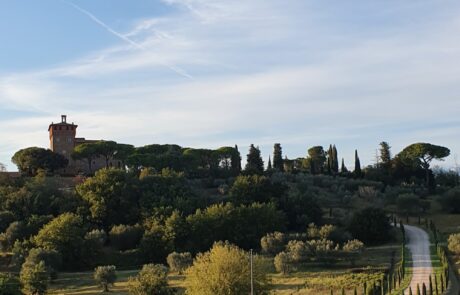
xmin=61 ymin=0 xmax=193 ymax=79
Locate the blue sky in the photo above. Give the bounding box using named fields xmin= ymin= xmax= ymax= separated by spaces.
xmin=1 ymin=0 xmax=460 ymax=171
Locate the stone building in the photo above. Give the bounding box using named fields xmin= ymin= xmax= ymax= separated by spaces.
xmin=49 ymin=115 xmax=121 ymax=175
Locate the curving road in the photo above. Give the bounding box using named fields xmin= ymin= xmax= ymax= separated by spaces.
xmin=404 ymin=225 xmax=433 ymax=295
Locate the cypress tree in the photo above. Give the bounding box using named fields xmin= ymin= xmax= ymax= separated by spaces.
xmin=267 ymin=155 xmax=272 ymax=170
xmin=435 ymin=274 xmax=438 ymax=295
xmin=342 ymin=288 xmax=346 ymax=295
xmin=331 ymin=289 xmax=334 ymax=295
xmin=244 ymin=144 xmax=264 ymax=175
xmin=354 ymin=287 xmax=358 ymax=295
xmin=409 ymin=286 xmax=413 ymax=295
xmin=327 ymin=145 xmax=333 ymax=175
xmin=231 ymin=144 xmax=242 ymax=174
xmin=364 ymin=282 xmax=367 ymax=295
xmin=429 ymin=275 xmax=433 ymax=295
xmin=422 ymin=283 xmax=427 ymax=295
xmin=341 ymin=158 xmax=348 ymax=173
xmin=417 ymin=284 xmax=421 ymax=295
xmin=440 ymin=273 xmax=444 ymax=292
xmin=354 ymin=150 xmax=362 ymax=177
xmin=332 ymin=145 xmax=339 ymax=173
xmin=272 ymin=143 xmax=284 ymax=171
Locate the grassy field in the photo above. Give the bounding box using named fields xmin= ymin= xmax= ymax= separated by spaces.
xmin=47 ymin=242 xmax=402 ymax=295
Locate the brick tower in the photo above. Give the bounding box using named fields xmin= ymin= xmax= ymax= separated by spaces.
xmin=48 ymin=115 xmax=77 ymax=174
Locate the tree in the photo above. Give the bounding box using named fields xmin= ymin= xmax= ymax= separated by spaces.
xmin=20 ymin=260 xmax=48 ymax=295
xmin=0 ymin=163 xmax=6 ymax=172
xmin=12 ymin=147 xmax=68 ymax=176
xmin=398 ymin=143 xmax=450 ymax=187
xmin=273 ymin=143 xmax=284 ymax=172
xmin=76 ymin=169 xmax=139 ymax=229
xmin=261 ymin=232 xmax=286 ymax=255
xmin=33 ymin=213 xmax=86 ymax=267
xmin=397 ymin=194 xmax=422 ymax=216
xmin=348 ymin=208 xmax=391 ymax=244
xmin=0 ymin=273 xmax=21 ymax=295
xmin=342 ymin=239 xmax=364 ymax=265
xmin=167 ymin=252 xmax=192 ymax=274
xmin=448 ymin=233 xmax=460 ymax=255
xmin=332 ymin=145 xmax=339 ymax=173
xmin=94 ymin=265 xmax=117 ymax=292
xmin=267 ymin=156 xmax=272 ymax=170
xmin=341 ymin=158 xmax=348 ymax=173
xmin=354 ymin=150 xmax=362 ymax=177
xmin=128 ymin=264 xmax=174 ymax=295
xmin=245 ymin=144 xmax=264 ymax=175
xmin=25 ymin=248 xmax=62 ymax=280
xmin=185 ymin=242 xmax=269 ymax=295
xmin=71 ymin=143 xmax=98 ymax=174
xmin=307 ymin=146 xmax=326 ymax=174
xmin=274 ymin=251 xmax=291 ymax=274
xmin=92 ymin=141 xmax=119 ymax=168
xmin=379 ymin=142 xmax=392 ymax=168
xmin=109 ymin=224 xmax=143 ymax=251
xmin=438 ymin=187 xmax=460 ymax=213
xmin=231 ymin=145 xmax=242 ymax=174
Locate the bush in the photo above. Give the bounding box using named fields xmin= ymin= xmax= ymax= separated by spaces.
xmin=109 ymin=224 xmax=143 ymax=251
xmin=185 ymin=242 xmax=269 ymax=295
xmin=274 ymin=252 xmax=291 ymax=274
xmin=166 ymin=252 xmax=192 ymax=274
xmin=448 ymin=233 xmax=460 ymax=255
xmin=20 ymin=260 xmax=48 ymax=295
xmin=0 ymin=273 xmax=21 ymax=295
xmin=1 ymin=221 xmax=26 ymax=250
xmin=128 ymin=264 xmax=174 ymax=295
xmin=11 ymin=239 xmax=33 ymax=268
xmin=94 ymin=265 xmax=117 ymax=292
xmin=261 ymin=232 xmax=286 ymax=255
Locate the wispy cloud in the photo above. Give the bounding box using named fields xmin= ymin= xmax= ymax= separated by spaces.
xmin=1 ymin=0 xmax=460 ymax=170
xmin=62 ymin=0 xmax=193 ymax=79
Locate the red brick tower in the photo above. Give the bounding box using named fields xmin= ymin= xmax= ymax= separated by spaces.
xmin=48 ymin=115 xmax=77 ymax=173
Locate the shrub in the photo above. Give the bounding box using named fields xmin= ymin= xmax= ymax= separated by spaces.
xmin=20 ymin=260 xmax=48 ymax=295
xmin=448 ymin=233 xmax=460 ymax=255
xmin=166 ymin=252 xmax=192 ymax=274
xmin=185 ymin=242 xmax=269 ymax=295
xmin=260 ymin=232 xmax=286 ymax=255
xmin=274 ymin=251 xmax=291 ymax=274
xmin=11 ymin=239 xmax=33 ymax=268
xmin=128 ymin=264 xmax=174 ymax=295
xmin=109 ymin=224 xmax=143 ymax=251
xmin=94 ymin=265 xmax=117 ymax=292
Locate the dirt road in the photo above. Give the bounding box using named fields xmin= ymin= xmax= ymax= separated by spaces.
xmin=404 ymin=225 xmax=433 ymax=294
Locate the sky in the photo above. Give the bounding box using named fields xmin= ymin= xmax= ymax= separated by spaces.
xmin=1 ymin=0 xmax=460 ymax=171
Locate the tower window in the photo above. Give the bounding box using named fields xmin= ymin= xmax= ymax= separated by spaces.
xmin=67 ymin=137 xmax=72 ymax=143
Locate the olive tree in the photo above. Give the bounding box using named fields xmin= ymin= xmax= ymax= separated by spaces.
xmin=448 ymin=233 xmax=460 ymax=255
xmin=185 ymin=242 xmax=269 ymax=295
xmin=94 ymin=265 xmax=117 ymax=292
xmin=128 ymin=264 xmax=174 ymax=295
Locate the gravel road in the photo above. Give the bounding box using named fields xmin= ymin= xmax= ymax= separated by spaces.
xmin=404 ymin=225 xmax=433 ymax=294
